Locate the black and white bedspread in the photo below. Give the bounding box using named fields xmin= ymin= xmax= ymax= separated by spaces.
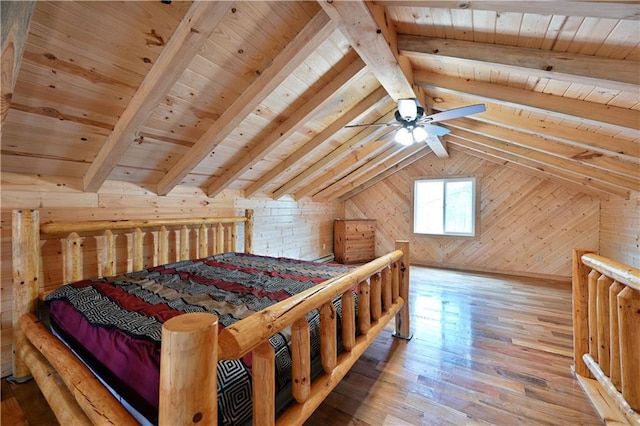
xmin=45 ymin=252 xmax=354 ymax=425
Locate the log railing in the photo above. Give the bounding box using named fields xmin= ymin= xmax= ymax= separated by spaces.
xmin=572 ymin=249 xmax=640 ymax=425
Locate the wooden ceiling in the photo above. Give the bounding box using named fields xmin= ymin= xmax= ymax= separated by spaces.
xmin=1 ymin=1 xmax=638 ymax=201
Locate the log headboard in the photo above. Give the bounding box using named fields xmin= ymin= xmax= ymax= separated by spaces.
xmin=11 ymin=208 xmax=254 ymax=379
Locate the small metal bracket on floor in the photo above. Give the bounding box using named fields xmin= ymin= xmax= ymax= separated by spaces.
xmin=392 ymin=332 xmax=413 ymax=341
xmin=6 ymin=374 xmax=33 ymax=384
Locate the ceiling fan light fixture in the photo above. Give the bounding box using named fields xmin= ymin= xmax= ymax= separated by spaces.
xmin=394 ymin=127 xmax=413 ymax=145
xmin=412 ymin=126 xmax=428 ymax=142
xmin=397 ymin=98 xmax=418 ymax=121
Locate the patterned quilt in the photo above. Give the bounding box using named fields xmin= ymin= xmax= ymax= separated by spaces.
xmin=45 ymin=252 xmax=354 ymax=425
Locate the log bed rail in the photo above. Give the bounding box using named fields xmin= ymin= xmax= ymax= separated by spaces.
xmin=11 ymin=209 xmax=411 ymax=425
xmin=572 ymin=249 xmax=640 ymax=425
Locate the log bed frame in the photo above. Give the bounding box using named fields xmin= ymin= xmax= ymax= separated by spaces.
xmin=11 ymin=209 xmax=412 ymax=425
xmin=572 ymin=250 xmax=640 ymax=425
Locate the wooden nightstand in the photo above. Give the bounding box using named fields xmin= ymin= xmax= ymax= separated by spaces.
xmin=333 ymin=219 xmax=376 ymax=264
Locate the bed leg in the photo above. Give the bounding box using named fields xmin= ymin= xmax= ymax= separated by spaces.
xmin=6 ymin=374 xmax=32 ymax=384
xmin=392 ymin=240 xmax=412 ymax=341
xmin=11 ymin=209 xmax=40 ymax=380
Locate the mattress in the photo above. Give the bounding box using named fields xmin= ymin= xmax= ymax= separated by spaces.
xmin=45 ymin=252 xmax=354 ymax=425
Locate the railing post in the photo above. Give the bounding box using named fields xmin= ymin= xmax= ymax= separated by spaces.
xmin=179 ymin=225 xmax=189 ymax=261
xmin=291 ymin=318 xmax=310 ymax=403
xmin=341 ymin=290 xmax=355 ymax=351
xmin=63 ymin=232 xmax=83 ymax=284
xmin=572 ymin=249 xmax=595 ymax=377
xmin=618 ymin=287 xmax=640 ymax=411
xmin=596 ymin=275 xmax=613 ymax=376
xmin=358 ymin=279 xmax=371 ymax=335
xmin=102 ymin=229 xmax=115 ymax=277
xmin=132 ymin=228 xmax=143 ymax=271
xmin=587 ymin=270 xmax=600 ymax=362
xmin=244 ymin=209 xmax=254 ymax=253
xmin=216 ymin=223 xmax=224 ymax=254
xmin=609 ymin=281 xmax=626 ymax=390
xmin=393 ymin=240 xmax=412 ymax=340
xmin=370 ymin=273 xmax=382 ymax=321
xmin=198 ymin=223 xmax=208 ymax=258
xmin=158 ymin=226 xmax=169 ymax=265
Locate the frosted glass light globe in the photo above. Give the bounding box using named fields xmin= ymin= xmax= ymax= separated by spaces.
xmin=395 ymin=128 xmax=413 ymax=145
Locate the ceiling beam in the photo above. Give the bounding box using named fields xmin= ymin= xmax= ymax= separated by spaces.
xmin=421 ymin=90 xmax=640 ymax=162
xmin=244 ymin=86 xmax=389 ymax=198
xmin=372 ymin=1 xmax=640 ymax=20
xmin=449 ymin=144 xmax=612 ymax=200
xmin=1 ymin=1 xmax=35 ymax=128
xmin=444 ymin=118 xmax=640 ymax=187
xmin=319 ymin=0 xmax=449 ymax=156
xmin=82 ymin=1 xmax=232 ymax=192
xmin=446 ymin=131 xmax=633 ymax=198
xmin=156 ymin=10 xmax=336 ymax=195
xmin=338 ymin=145 xmax=432 ymax=201
xmin=295 ymin=126 xmax=399 ymax=200
xmin=415 ymin=71 xmax=640 ymax=131
xmin=399 ymin=35 xmax=639 ymax=93
xmin=313 ymin=143 xmax=426 ymax=201
xmin=205 ymin=58 xmax=368 ymax=198
xmin=319 ymin=0 xmax=413 ymax=99
xmin=272 ymin=108 xmax=396 ymax=199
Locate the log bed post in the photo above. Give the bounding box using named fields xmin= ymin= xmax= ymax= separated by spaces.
xmin=393 ymin=240 xmax=412 ymax=340
xmin=11 ymin=209 xmax=39 ymax=381
xmin=159 ymin=313 xmax=219 ymax=426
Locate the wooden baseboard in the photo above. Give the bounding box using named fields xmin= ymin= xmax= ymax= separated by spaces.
xmin=314 ymin=253 xmax=335 ymax=263
xmin=411 ymin=261 xmax=571 ymax=282
xmin=574 ymin=372 xmax=633 ymax=425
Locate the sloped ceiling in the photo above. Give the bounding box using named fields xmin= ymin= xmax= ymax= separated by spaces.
xmin=1 ymin=1 xmax=638 ymax=201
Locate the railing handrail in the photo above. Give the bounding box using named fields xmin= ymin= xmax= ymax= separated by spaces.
xmin=581 ymin=253 xmax=640 ymax=291
xmin=218 ymin=249 xmax=405 ymax=360
xmin=40 ymin=216 xmax=247 ymax=236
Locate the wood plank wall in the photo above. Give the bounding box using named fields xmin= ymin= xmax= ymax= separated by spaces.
xmin=346 ymin=149 xmax=601 ymax=280
xmin=600 ymin=190 xmax=640 ymax=268
xmin=0 ymin=172 xmax=343 ymax=376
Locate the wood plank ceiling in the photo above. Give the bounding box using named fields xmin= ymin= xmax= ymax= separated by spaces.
xmin=1 ymin=1 xmax=638 ymax=201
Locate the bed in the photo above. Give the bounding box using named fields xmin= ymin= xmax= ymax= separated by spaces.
xmin=10 ymin=209 xmax=411 ymax=425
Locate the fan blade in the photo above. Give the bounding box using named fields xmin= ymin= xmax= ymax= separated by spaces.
xmin=376 ymin=130 xmax=398 ymax=142
xmin=423 ymin=104 xmax=486 ymax=123
xmin=423 ymin=123 xmax=450 ymax=136
xmin=345 ymin=122 xmax=400 ymax=128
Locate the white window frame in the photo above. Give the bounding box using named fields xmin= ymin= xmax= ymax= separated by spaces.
xmin=413 ymin=177 xmax=478 ymax=237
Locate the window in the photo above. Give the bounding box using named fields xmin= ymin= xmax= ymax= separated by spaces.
xmin=414 ymin=177 xmax=477 ymax=236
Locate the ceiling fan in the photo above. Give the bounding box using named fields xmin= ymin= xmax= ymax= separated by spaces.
xmin=347 ymin=98 xmax=486 ymax=145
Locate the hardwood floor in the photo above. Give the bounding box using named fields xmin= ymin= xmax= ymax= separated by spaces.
xmin=1 ymin=266 xmax=601 ymax=425
xmin=306 ymin=266 xmax=601 ymax=425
